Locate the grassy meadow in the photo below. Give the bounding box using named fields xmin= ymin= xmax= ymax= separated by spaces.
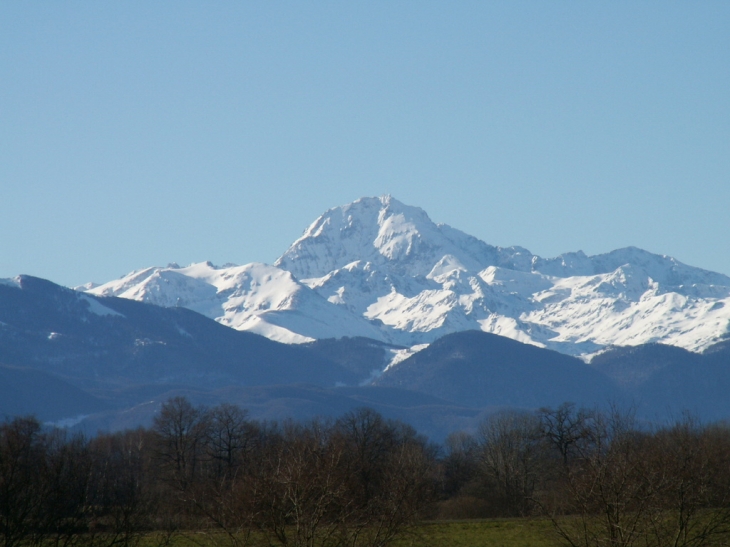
xmin=142 ymin=518 xmax=561 ymax=547
xmin=393 ymin=519 xmax=559 ymax=547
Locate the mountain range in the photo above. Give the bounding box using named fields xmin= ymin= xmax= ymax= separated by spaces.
xmin=0 ymin=275 xmax=482 ymax=438
xmin=2 ymin=195 xmax=730 ymax=440
xmin=86 ymin=195 xmax=730 ymax=356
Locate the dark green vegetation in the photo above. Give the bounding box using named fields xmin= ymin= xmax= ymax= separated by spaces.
xmin=3 ymin=401 xmax=730 ymax=547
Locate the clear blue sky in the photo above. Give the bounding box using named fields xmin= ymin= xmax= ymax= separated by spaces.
xmin=1 ymin=2 xmax=729 ymax=287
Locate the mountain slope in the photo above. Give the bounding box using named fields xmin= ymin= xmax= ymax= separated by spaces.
xmin=0 ymin=275 xmax=498 ymax=440
xmin=275 ymin=195 xmax=532 ymax=279
xmin=374 ymin=330 xmax=624 ymax=409
xmin=87 ymin=262 xmax=387 ymax=344
xmin=4 ymin=273 xmax=730 ymax=437
xmin=84 ymin=195 xmax=730 ymax=356
xmin=0 ymin=275 xmax=357 ymax=392
xmin=0 ymin=364 xmax=108 ymax=422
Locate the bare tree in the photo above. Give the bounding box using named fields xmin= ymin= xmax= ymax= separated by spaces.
xmin=475 ymin=410 xmax=545 ymax=517
xmin=538 ymin=403 xmax=598 ymax=467
xmin=151 ymin=397 xmax=210 ymax=494
xmin=87 ymin=428 xmax=156 ymax=547
xmin=357 ymin=435 xmax=436 ymax=547
xmin=206 ymin=404 xmax=256 ymax=475
xmin=333 ymin=409 xmax=437 ymax=547
xmin=0 ymin=417 xmax=49 ymax=547
xmin=187 ymin=404 xmax=260 ymax=547
xmin=538 ymin=406 xmax=730 ymax=547
xmin=251 ymin=419 xmax=349 ymax=547
xmin=441 ymin=430 xmax=480 ymax=498
xmin=248 ymin=409 xmax=437 ymax=547
xmin=642 ymin=417 xmax=730 ymax=547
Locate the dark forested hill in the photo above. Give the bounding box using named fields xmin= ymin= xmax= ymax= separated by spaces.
xmin=2 ymin=275 xmax=729 ymax=439
xmin=0 ymin=275 xmax=356 ymax=389
xmin=374 ymin=330 xmax=625 ymax=409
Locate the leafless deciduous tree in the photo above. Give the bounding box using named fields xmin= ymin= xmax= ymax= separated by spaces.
xmin=538 ymin=406 xmax=730 ymax=547
xmin=1 ymin=418 xmax=153 ymax=547
xmin=251 ymin=420 xmax=350 ymax=547
xmin=151 ymin=397 xmax=210 ymax=495
xmin=332 ymin=408 xmax=437 ymax=547
xmin=0 ymin=417 xmax=50 ymax=547
xmin=475 ymin=410 xmax=545 ymax=517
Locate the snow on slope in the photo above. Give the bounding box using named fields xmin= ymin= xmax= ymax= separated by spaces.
xmin=85 ymin=195 xmax=730 ymax=355
xmin=275 ymin=195 xmax=531 ymax=280
xmin=0 ymin=277 xmax=22 ymax=289
xmin=88 ymin=261 xmax=387 ymax=344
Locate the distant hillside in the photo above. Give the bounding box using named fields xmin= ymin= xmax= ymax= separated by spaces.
xmin=375 ymin=330 xmax=624 ymax=409
xmin=0 ymin=275 xmax=356 ymax=389
xmin=0 ymin=364 xmax=108 ymax=421
xmin=2 ymin=274 xmax=730 ymax=440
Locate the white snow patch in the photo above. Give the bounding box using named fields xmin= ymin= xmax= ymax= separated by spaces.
xmin=74 ymin=282 xmax=99 ymax=291
xmin=0 ymin=277 xmax=21 ymax=288
xmin=80 ymin=294 xmax=124 ymax=317
xmin=232 ymin=315 xmax=316 ymax=344
xmin=384 ymin=344 xmax=430 ymax=372
xmin=134 ymin=338 xmax=165 ymax=347
xmin=478 ymin=315 xmax=544 ymax=347
xmin=358 ymin=368 xmax=387 ymax=386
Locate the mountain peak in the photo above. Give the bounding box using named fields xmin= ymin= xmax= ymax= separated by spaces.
xmin=275 ymin=196 xmax=436 ymax=279
xmin=84 ymin=196 xmax=730 ymax=355
xmin=275 ymin=195 xmax=509 ymax=281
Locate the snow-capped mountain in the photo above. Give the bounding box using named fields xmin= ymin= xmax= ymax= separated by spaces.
xmin=85 ymin=195 xmax=730 ymax=356
xmin=86 ymin=261 xmax=386 ymax=344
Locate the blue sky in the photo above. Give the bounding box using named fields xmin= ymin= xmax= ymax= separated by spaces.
xmin=1 ymin=2 xmax=729 ymax=287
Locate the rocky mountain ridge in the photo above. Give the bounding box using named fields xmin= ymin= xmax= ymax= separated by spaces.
xmin=85 ymin=195 xmax=730 ymax=356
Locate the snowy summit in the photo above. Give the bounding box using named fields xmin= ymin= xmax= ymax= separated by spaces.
xmin=86 ymin=195 xmax=730 ymax=356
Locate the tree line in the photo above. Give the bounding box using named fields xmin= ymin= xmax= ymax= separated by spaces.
xmin=442 ymin=403 xmax=730 ymax=547
xmin=3 ymin=399 xmax=730 ymax=547
xmin=0 ymin=399 xmax=435 ymax=547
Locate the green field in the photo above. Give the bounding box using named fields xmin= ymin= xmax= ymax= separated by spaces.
xmin=392 ymin=519 xmax=560 ymax=547
xmin=145 ymin=519 xmax=561 ymax=547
